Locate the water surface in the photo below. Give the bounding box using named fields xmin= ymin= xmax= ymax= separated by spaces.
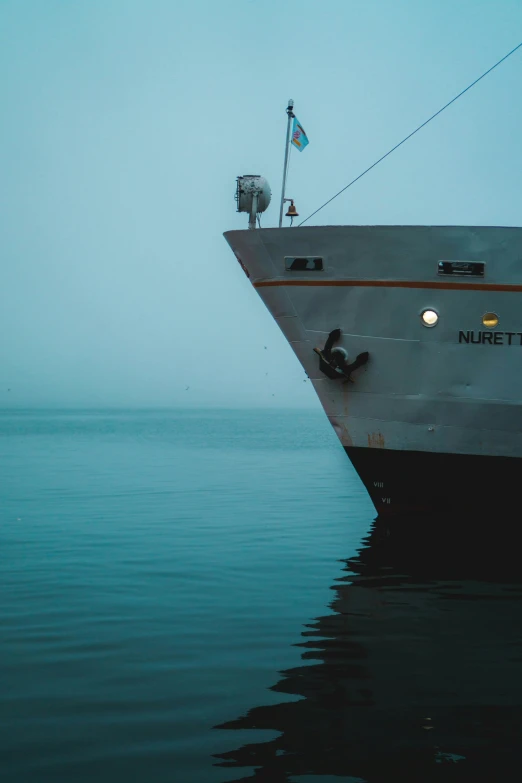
xmin=0 ymin=409 xmax=371 ymax=782
xmin=1 ymin=409 xmax=521 ymax=782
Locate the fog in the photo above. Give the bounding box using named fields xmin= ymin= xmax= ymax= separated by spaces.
xmin=1 ymin=0 xmax=521 ymax=408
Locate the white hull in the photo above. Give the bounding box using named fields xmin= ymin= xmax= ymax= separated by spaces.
xmin=225 ymin=225 xmax=522 ymax=513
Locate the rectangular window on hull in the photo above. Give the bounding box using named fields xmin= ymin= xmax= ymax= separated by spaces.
xmin=285 ymin=257 xmax=324 ymax=271
xmin=438 ymin=261 xmax=485 ymax=277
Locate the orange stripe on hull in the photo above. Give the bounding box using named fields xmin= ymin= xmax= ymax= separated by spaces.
xmin=253 ymin=279 xmax=522 ymax=292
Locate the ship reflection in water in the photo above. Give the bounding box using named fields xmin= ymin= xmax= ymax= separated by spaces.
xmin=214 ymin=515 xmax=522 ymax=782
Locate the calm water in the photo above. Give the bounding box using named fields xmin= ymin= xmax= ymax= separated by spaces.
xmin=1 ymin=409 xmax=521 ymax=782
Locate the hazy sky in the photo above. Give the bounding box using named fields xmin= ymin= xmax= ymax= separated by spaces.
xmin=1 ymin=0 xmax=521 ymax=408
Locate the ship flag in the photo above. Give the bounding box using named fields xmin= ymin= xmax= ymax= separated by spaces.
xmin=291 ymin=117 xmax=309 ymax=151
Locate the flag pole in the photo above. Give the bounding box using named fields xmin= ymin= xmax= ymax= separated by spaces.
xmin=278 ymin=99 xmax=294 ymax=228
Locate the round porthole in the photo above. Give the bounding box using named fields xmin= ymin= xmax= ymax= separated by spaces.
xmin=482 ymin=312 xmax=499 ymax=328
xmin=421 ymin=309 xmax=439 ymax=327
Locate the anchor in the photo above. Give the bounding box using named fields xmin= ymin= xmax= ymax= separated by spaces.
xmin=313 ymin=328 xmax=369 ymax=383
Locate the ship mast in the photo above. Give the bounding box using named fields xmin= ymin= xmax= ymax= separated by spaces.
xmin=278 ymin=99 xmax=294 ymax=228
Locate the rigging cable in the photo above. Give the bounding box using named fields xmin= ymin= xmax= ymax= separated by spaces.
xmin=298 ymin=41 xmax=522 ymax=227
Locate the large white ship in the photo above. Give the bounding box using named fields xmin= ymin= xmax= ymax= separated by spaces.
xmin=225 ymin=175 xmax=522 ymax=515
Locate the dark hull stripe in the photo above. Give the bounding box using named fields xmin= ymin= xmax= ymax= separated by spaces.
xmin=345 ymin=446 xmax=522 ymax=517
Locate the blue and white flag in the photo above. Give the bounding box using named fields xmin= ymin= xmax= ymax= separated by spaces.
xmin=291 ymin=117 xmax=309 ymax=151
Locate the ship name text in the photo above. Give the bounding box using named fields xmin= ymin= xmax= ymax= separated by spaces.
xmin=459 ymin=330 xmax=522 ymax=345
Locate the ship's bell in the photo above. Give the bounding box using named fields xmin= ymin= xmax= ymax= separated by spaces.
xmin=285 ymin=200 xmax=299 ymax=218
